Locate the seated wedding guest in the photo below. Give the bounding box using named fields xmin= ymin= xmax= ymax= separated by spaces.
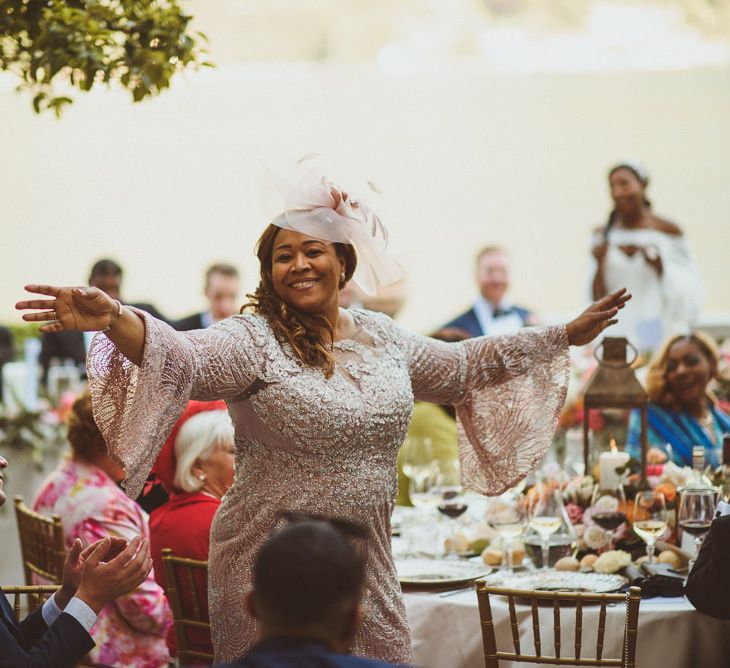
xmin=627 ymin=332 xmax=730 ymax=468
xmin=0 ymin=455 xmax=153 ymax=668
xmin=174 ymin=263 xmax=241 ymax=331
xmin=149 ymin=400 xmax=235 ymax=657
xmin=0 ymin=324 xmax=14 ymax=397
xmin=589 ymin=161 xmax=703 ymax=352
xmin=40 ymin=258 xmax=168 ymax=384
xmin=444 ymin=245 xmax=535 ymax=338
xmin=32 ymin=389 xmax=172 ymax=668
xmin=222 ymin=519 xmax=400 ymax=667
xmin=396 ymin=328 xmax=469 ymax=506
xmin=685 ymin=505 xmax=730 ymax=619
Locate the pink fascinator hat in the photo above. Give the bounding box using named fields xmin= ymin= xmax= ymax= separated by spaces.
xmin=263 ymin=156 xmax=404 ymax=295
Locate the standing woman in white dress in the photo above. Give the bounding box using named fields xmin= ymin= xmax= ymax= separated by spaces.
xmin=590 ymin=162 xmax=703 ymax=353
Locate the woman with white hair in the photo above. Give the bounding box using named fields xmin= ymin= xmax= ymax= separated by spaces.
xmin=148 ymin=400 xmax=235 ymax=658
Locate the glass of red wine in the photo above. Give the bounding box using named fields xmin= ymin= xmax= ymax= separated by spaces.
xmin=678 ymin=487 xmax=716 ymax=567
xmin=590 ymin=483 xmax=628 ymax=550
xmin=437 ymin=480 xmax=468 ymax=559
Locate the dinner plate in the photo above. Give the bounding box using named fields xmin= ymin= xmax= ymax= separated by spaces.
xmin=482 ymin=569 xmax=626 ymax=593
xmin=396 ymin=558 xmax=492 ymax=586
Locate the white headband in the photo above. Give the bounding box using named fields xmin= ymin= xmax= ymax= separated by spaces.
xmin=264 ymin=163 xmax=404 ymax=295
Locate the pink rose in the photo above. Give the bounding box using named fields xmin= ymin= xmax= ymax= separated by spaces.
xmin=565 ymin=502 xmax=584 ymax=525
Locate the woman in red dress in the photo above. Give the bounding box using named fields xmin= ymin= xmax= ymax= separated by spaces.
xmin=148 ymin=400 xmax=235 ymax=658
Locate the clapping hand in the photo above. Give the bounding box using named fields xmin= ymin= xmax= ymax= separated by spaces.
xmin=75 ymin=536 xmax=152 ymax=614
xmin=56 ymin=537 xmax=127 ymax=609
xmin=16 ymin=285 xmax=118 ymax=333
xmin=566 ymin=288 xmax=631 ymax=347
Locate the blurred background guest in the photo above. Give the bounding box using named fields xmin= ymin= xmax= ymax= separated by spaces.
xmin=444 ymin=245 xmax=535 ymax=338
xmin=226 ymin=518 xmax=398 ymax=667
xmin=589 ymin=162 xmax=703 ymax=352
xmin=0 ymin=324 xmax=14 ymax=398
xmin=396 ymin=327 xmax=469 ymax=506
xmin=32 ymin=389 xmax=172 ymax=668
xmin=39 ymin=258 xmax=168 ymax=384
xmin=174 ymin=263 xmax=241 ymax=331
xmin=149 ymin=400 xmax=235 ymax=658
xmin=627 ymin=332 xmax=730 ymax=468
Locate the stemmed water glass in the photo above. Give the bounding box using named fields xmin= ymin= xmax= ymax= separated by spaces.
xmin=590 ymin=483 xmax=628 ymax=551
xmin=528 ymin=488 xmax=564 ymax=570
xmin=633 ymin=491 xmax=668 ymax=564
xmin=401 ymin=437 xmax=437 ymax=509
xmin=435 ymin=459 xmax=467 ymax=558
xmin=486 ymin=492 xmax=526 ymax=571
xmin=678 ymin=487 xmax=716 ymax=567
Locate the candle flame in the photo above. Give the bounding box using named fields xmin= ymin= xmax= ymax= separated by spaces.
xmin=610 ymin=437 xmax=617 ymax=453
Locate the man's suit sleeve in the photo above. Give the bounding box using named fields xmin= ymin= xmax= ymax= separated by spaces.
xmin=685 ymin=514 xmax=730 ymax=619
xmin=0 ymin=611 xmax=94 ymax=668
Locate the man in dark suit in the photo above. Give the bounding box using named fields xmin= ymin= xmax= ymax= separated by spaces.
xmin=220 ymin=518 xmax=400 ymax=667
xmin=40 ymin=258 xmax=168 ymax=384
xmin=174 ymin=263 xmax=240 ymax=331
xmin=444 ymin=245 xmax=535 ymax=338
xmin=0 ymin=325 xmax=14 ymax=398
xmin=0 ymin=455 xmax=154 ymax=668
xmin=684 ymin=507 xmax=730 ymax=619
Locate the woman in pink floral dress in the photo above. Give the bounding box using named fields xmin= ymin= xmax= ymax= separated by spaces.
xmin=33 ymin=390 xmax=172 ymax=668
xmin=18 ymin=169 xmax=628 ymax=663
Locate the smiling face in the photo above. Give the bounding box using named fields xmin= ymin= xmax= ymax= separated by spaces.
xmin=270 ymin=228 xmax=345 ymax=316
xmin=664 ymin=338 xmax=716 ymax=409
xmin=609 ymin=167 xmax=646 ymax=217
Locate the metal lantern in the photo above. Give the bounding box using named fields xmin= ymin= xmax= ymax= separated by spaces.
xmin=582 ymin=337 xmax=648 ymax=483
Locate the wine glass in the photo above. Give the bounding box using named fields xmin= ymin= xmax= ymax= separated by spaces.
xmin=486 ymin=493 xmax=526 ymax=572
xmin=437 ymin=486 xmax=468 ymax=559
xmin=528 ymin=488 xmax=564 ymax=570
xmin=401 ymin=437 xmax=434 ymax=483
xmin=633 ymin=491 xmax=668 ymax=564
xmin=590 ymin=483 xmax=628 ymax=550
xmin=678 ymin=487 xmax=716 ymax=567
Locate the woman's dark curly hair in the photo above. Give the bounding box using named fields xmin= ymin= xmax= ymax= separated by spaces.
xmin=67 ymin=389 xmax=107 ymax=462
xmin=243 ymin=224 xmax=357 ymax=377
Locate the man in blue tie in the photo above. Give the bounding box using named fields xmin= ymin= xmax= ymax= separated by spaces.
xmin=221 ymin=518 xmax=403 ymax=667
xmin=0 ymin=455 xmax=153 ymax=668
xmin=444 ymin=245 xmax=535 ymax=337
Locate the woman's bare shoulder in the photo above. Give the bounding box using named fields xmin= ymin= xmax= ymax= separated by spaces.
xmin=650 ymin=216 xmax=683 ymax=236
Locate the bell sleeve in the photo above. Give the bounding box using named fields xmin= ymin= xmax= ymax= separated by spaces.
xmin=87 ymin=310 xmax=266 ymax=499
xmin=398 ymin=322 xmax=570 ymax=495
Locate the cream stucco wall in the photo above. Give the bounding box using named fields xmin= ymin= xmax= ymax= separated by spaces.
xmin=1 ymin=63 xmax=729 ymax=333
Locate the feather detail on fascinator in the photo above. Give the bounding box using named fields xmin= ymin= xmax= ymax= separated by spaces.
xmin=262 ymin=156 xmax=404 ymax=295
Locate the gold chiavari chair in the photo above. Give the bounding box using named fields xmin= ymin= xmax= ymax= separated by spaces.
xmin=161 ymin=548 xmax=214 ymax=666
xmin=14 ymin=495 xmax=66 ymax=592
xmin=2 ymin=584 xmax=59 ymax=621
xmin=475 ymin=581 xmax=641 ymax=667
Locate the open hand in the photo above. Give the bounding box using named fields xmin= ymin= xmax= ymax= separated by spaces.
xmin=75 ymin=536 xmax=152 ymax=614
xmin=16 ymin=285 xmax=118 ymax=333
xmin=566 ymin=288 xmax=631 ymax=346
xmin=58 ymin=536 xmax=128 ymax=608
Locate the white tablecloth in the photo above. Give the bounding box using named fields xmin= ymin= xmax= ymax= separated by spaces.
xmin=404 ymin=588 xmax=730 ymax=668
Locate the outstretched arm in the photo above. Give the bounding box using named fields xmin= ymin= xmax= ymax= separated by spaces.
xmin=16 ymin=285 xmax=146 ymax=366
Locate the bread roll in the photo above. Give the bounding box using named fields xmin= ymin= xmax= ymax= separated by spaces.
xmin=482 ymin=547 xmax=503 ymax=566
xmin=580 ymin=554 xmax=598 ymax=570
xmin=555 ymin=556 xmax=580 ymax=572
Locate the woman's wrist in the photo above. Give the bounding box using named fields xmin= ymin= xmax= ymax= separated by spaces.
xmin=102 ymin=299 xmax=124 ymax=333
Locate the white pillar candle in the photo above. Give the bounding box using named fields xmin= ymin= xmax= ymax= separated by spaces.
xmin=599 ymin=439 xmax=630 ymax=489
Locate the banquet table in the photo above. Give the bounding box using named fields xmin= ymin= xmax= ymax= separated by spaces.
xmin=403 ymin=587 xmax=730 ymax=668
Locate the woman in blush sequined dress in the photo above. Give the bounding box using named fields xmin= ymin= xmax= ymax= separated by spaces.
xmin=17 ymin=169 xmax=629 ymax=664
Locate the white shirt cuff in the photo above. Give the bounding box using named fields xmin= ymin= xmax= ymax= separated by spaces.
xmin=41 ymin=594 xmax=63 ymax=627
xmin=62 ymin=597 xmax=97 ymax=633
xmin=716 ymin=500 xmax=730 ymax=518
